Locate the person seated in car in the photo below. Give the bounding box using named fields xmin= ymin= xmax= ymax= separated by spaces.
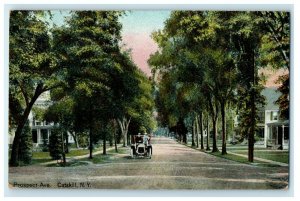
xmin=147 ymin=133 xmax=151 ymax=144
xmin=136 ymin=133 xmax=142 ymax=143
xmin=143 ymin=132 xmax=148 ymax=145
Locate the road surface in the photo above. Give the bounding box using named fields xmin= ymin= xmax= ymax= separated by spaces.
xmin=9 ymin=137 xmax=289 ymax=189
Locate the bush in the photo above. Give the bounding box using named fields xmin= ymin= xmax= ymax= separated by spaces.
xmin=77 ymin=132 xmax=89 ymax=148
xmin=49 ymin=128 xmax=63 ymax=160
xmin=18 ymin=121 xmax=33 ymax=165
xmin=41 ymin=138 xmax=49 ymax=152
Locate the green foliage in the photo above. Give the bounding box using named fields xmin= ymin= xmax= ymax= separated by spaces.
xmin=236 ymin=84 xmax=266 ymax=141
xmin=9 ymin=11 xmax=63 ymax=123
xmin=18 ymin=121 xmax=32 ymax=165
xmin=149 ymin=11 xmax=289 ymax=157
xmin=44 ymin=96 xmax=74 ymax=131
xmin=149 ymin=11 xmax=239 ymax=148
xmin=50 ymin=11 xmax=124 ymax=151
xmin=275 ymin=74 xmax=289 ymax=120
xmin=41 ymin=135 xmax=49 ymax=152
xmin=9 ymin=11 xmax=65 ymax=166
xmin=256 ymin=12 xmax=290 ymax=70
xmin=77 ymin=132 xmax=89 ymax=148
xmin=32 ymin=107 xmax=46 ymax=121
xmin=48 ymin=127 xmax=63 ymax=160
xmin=48 ymin=11 xmax=155 ymax=151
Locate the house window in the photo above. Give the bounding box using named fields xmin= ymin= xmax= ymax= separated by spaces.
xmin=41 ymin=129 xmax=48 ymax=144
xmin=32 ymin=129 xmax=37 ymax=143
xmin=256 ymin=127 xmax=264 ymax=139
xmin=284 ymin=127 xmax=289 ymax=140
xmin=271 ymin=111 xmax=278 ymax=121
xmin=35 ymin=121 xmax=41 ymax=126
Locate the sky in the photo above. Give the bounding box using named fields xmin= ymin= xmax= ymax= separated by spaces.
xmin=49 ymin=10 xmax=170 ymax=76
xmin=120 ymin=11 xmax=171 ymax=76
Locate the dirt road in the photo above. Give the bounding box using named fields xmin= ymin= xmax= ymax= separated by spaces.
xmin=9 ymin=137 xmax=289 ymax=189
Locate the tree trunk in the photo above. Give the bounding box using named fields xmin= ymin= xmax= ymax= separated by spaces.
xmin=208 ymin=97 xmax=219 ymax=153
xmin=183 ymin=132 xmax=187 ymax=144
xmin=212 ymin=116 xmax=219 ymax=152
xmin=195 ymin=115 xmax=199 ymax=148
xmin=113 ymin=120 xmax=118 ymax=152
xmin=124 ymin=127 xmax=128 ymax=147
xmin=103 ymin=131 xmax=106 ymax=155
xmin=248 ymin=90 xmax=255 ymax=162
xmin=118 ymin=117 xmax=131 ymax=147
xmin=192 ymin=119 xmax=196 ymax=147
xmin=61 ymin=130 xmax=66 ymax=166
xmin=89 ymin=128 xmax=93 ymax=159
xmin=221 ymin=101 xmax=227 ymax=155
xmin=199 ymin=112 xmax=204 ymax=150
xmin=109 ymin=137 xmax=113 ymax=147
xmin=206 ymin=114 xmax=210 ymax=151
xmin=65 ymin=132 xmax=69 ymax=154
xmin=72 ymin=132 xmax=79 ymax=149
xmin=10 ymin=85 xmax=43 ymax=166
xmin=127 ymin=133 xmax=130 ymax=146
xmin=248 ymin=49 xmax=256 ymax=162
xmin=114 ymin=132 xmax=118 ymax=153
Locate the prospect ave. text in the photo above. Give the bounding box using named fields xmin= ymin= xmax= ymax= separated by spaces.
xmin=13 ymin=182 xmax=51 ymax=188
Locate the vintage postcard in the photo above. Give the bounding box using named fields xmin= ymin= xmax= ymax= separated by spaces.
xmin=8 ymin=9 xmax=290 ymax=191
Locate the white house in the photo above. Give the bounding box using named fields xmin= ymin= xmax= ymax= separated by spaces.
xmin=9 ymin=91 xmax=75 ymax=147
xmin=261 ymin=88 xmax=289 ymax=149
xmin=233 ymin=87 xmax=289 ymax=150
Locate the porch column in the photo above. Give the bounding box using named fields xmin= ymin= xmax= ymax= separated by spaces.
xmin=264 ymin=124 xmax=268 ymax=148
xmin=276 ymin=126 xmax=279 ymax=145
xmin=282 ymin=125 xmax=285 ymax=147
xmin=48 ymin=129 xmax=50 ymax=143
xmin=270 ymin=126 xmax=272 ymax=142
xmin=37 ymin=129 xmax=41 ymax=144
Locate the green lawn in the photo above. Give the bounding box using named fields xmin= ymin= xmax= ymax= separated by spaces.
xmin=231 ymin=150 xmax=289 ymax=164
xmin=31 ymin=158 xmax=52 ymax=165
xmin=65 ymin=149 xmax=91 ymax=157
xmin=77 ymin=153 xmax=113 ymax=164
xmin=184 ymin=140 xmax=288 ymax=166
xmin=32 ymin=148 xmax=99 ymax=158
xmin=107 ymin=147 xmax=128 ymax=154
xmin=32 ymin=151 xmax=51 ymax=159
xmin=208 ymin=152 xmax=259 ymax=164
xmin=207 ymin=151 xmax=282 ymax=167
xmin=29 ymin=148 xmax=100 ymax=166
xmin=77 ymin=147 xmax=128 ymax=164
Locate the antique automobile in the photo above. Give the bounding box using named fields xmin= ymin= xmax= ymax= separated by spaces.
xmin=130 ymin=134 xmax=152 ymax=159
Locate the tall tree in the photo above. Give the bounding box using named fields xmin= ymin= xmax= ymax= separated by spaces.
xmin=9 ymin=11 xmax=62 ymax=166
xmin=59 ymin=11 xmax=124 ymax=158
xmin=227 ymin=11 xmax=265 ymax=161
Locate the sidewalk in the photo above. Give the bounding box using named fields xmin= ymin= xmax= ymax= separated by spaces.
xmin=39 ymin=144 xmax=123 ymax=166
xmin=227 ymin=151 xmax=288 ymax=167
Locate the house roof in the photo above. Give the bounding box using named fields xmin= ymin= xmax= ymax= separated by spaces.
xmin=261 ymin=87 xmax=281 ymax=110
